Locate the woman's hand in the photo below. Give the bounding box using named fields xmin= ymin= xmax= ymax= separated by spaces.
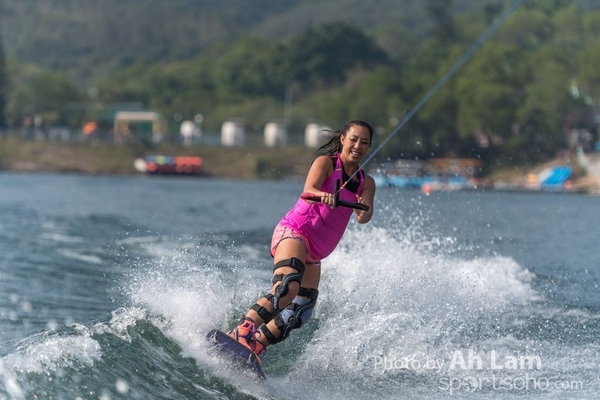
xmin=321 ymin=192 xmax=336 ymax=207
xmin=354 ymin=194 xmax=373 ymax=223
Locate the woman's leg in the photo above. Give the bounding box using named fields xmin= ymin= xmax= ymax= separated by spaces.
xmin=228 ymin=237 xmax=306 ymax=356
xmin=254 ymin=245 xmax=321 ymax=347
xmin=246 ymin=237 xmax=306 ymax=325
xmin=261 ymin=262 xmax=320 ymax=343
xmin=229 ymin=236 xmax=320 ymax=357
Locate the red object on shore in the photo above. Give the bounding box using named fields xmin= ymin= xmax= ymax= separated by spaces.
xmin=141 ymin=155 xmax=203 ymax=175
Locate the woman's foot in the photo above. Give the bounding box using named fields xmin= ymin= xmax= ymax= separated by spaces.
xmin=227 ymin=318 xmax=267 ymax=360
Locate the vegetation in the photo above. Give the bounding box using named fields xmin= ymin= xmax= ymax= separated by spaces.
xmin=1 ymin=0 xmax=600 ymax=170
xmin=0 ymin=32 xmax=6 ymax=127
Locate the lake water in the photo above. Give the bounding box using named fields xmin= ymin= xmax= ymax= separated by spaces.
xmin=0 ymin=173 xmax=598 ymax=399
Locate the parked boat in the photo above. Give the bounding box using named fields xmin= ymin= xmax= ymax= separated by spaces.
xmin=134 ymin=155 xmax=203 ymax=175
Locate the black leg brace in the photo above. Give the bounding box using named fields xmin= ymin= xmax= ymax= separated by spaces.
xmin=249 ymin=257 xmax=305 ymax=324
xmin=271 ymin=257 xmax=305 ymax=310
xmin=259 ymin=286 xmax=319 ymax=345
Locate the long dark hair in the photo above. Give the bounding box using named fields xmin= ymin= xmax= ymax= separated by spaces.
xmin=316 ymin=119 xmax=374 ymax=156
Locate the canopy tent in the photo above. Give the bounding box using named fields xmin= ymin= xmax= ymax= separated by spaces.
xmin=113 ymin=111 xmax=167 ymax=143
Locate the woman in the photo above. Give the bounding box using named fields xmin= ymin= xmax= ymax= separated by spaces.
xmin=228 ymin=119 xmax=376 ymax=360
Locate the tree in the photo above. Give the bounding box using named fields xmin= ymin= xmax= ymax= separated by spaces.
xmin=212 ymin=37 xmax=288 ymax=98
xmin=455 ymin=43 xmax=523 ymax=130
xmin=523 ymin=0 xmax=573 ymax=15
xmin=11 ymin=72 xmax=80 ymax=127
xmin=427 ymin=0 xmax=456 ymax=42
xmin=578 ymin=36 xmax=600 ymax=103
xmin=322 ymin=66 xmax=405 ymax=131
xmin=286 ymin=22 xmax=388 ymax=89
xmin=97 ymin=64 xmax=152 ymax=104
xmin=0 ymin=32 xmax=7 ymax=127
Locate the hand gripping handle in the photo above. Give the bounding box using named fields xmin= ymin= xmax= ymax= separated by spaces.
xmin=300 ymin=179 xmax=369 ymax=211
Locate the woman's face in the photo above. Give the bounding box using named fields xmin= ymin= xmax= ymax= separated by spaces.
xmin=340 ymin=124 xmax=371 ymax=164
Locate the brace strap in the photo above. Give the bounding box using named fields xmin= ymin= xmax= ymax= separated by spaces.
xmin=258 ymin=323 xmax=281 ymax=345
xmin=250 ymin=294 xmax=278 ymax=323
xmin=273 ymin=257 xmax=305 ymax=275
xmin=298 ymin=287 xmax=319 ymax=300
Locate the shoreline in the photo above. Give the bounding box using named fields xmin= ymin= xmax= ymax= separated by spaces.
xmin=0 ymin=138 xmax=317 ymax=180
xmin=2 ymin=138 xmax=599 ymax=194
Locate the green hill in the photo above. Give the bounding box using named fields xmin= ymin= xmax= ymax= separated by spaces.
xmin=2 ymin=0 xmax=598 ymax=85
xmin=0 ymin=0 xmax=506 ymax=84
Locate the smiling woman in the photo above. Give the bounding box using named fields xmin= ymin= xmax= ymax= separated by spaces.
xmin=216 ymin=119 xmax=377 ymax=368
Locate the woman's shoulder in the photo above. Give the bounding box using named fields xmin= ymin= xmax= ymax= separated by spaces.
xmin=308 ymin=154 xmax=336 ymax=178
xmin=312 ymin=154 xmax=337 ymax=166
xmin=361 ymin=171 xmax=376 ymax=188
xmin=315 ymin=153 xmax=338 ymax=160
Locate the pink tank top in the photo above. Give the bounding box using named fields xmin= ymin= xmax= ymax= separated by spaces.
xmin=279 ymin=155 xmax=365 ymax=261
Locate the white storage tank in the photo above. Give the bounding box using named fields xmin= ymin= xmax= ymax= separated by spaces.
xmin=180 ymin=120 xmax=201 ymax=147
xmin=221 ymin=121 xmax=245 ymax=146
xmin=305 ymin=123 xmax=331 ymax=148
xmin=264 ymin=122 xmax=287 ymax=147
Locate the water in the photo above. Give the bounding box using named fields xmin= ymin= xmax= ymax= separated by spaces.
xmin=0 ymin=172 xmax=598 ymax=399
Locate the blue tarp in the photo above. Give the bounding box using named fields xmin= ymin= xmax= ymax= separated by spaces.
xmin=378 ymin=175 xmax=466 ymax=189
xmin=540 ymin=166 xmax=572 ymax=187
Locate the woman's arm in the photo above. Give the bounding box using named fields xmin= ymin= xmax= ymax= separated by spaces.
xmin=303 ymin=155 xmax=334 ymax=200
xmin=355 ymin=173 xmax=375 ymax=224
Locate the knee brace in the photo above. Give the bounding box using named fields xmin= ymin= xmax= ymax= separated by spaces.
xmin=249 ymin=257 xmax=305 ymax=324
xmin=259 ymin=287 xmax=318 ymax=344
xmin=271 ymin=257 xmax=305 ymax=311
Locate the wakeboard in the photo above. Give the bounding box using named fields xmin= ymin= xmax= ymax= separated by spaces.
xmin=206 ymin=329 xmax=266 ymax=379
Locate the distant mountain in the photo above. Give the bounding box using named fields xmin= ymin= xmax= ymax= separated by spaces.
xmin=0 ymin=0 xmax=296 ymax=83
xmin=0 ymin=0 xmax=597 ymax=85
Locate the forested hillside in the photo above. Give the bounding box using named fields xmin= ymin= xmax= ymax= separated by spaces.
xmin=0 ymin=0 xmax=517 ymax=83
xmin=0 ymin=0 xmax=292 ymax=83
xmin=2 ymin=0 xmax=597 ymax=84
